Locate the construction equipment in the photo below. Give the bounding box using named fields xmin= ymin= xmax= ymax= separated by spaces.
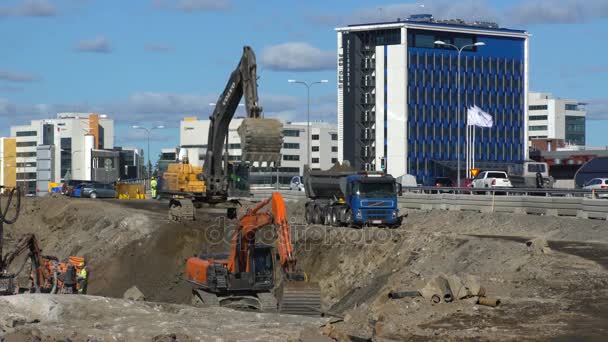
xmin=1 ymin=233 xmax=85 ymax=295
xmin=304 ymin=163 xmax=404 ymax=228
xmin=0 ymin=186 xmax=85 ymax=295
xmin=185 ymin=192 xmax=321 ymax=316
xmin=160 ymin=46 xmax=283 ymax=221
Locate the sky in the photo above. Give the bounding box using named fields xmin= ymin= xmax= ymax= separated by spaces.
xmin=1 ymin=0 xmax=608 ymax=162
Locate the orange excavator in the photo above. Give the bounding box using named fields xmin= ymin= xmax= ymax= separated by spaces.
xmin=0 ymin=186 xmax=85 ymax=295
xmin=0 ymin=233 xmax=86 ymax=295
xmin=186 ymin=192 xmax=321 ymax=315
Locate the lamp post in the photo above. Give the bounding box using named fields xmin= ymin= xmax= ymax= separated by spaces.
xmin=434 ymin=40 xmax=485 ymax=187
xmin=132 ymin=125 xmax=165 ymax=178
xmin=287 ymin=80 xmax=329 ymax=167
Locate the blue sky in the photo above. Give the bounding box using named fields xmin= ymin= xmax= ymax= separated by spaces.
xmin=1 ymin=0 xmax=607 ymax=161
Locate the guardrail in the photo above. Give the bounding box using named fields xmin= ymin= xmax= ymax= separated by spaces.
xmin=249 ymin=189 xmax=305 ymax=201
xmin=402 ymin=186 xmax=608 ymax=198
xmin=398 ymin=191 xmax=608 ymax=220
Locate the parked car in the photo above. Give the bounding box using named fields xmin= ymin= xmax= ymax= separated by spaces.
xmin=582 ymin=178 xmax=608 ymax=198
xmin=289 ymin=176 xmax=305 ymax=192
xmin=62 ymin=179 xmax=94 ymax=195
xmin=81 ymin=183 xmax=116 ymax=199
xmin=70 ymin=183 xmax=89 ymax=198
xmin=471 ymin=171 xmax=513 ymax=189
xmin=431 ymin=177 xmax=454 ymax=187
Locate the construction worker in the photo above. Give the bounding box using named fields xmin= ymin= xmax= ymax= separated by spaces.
xmin=150 ymin=176 xmax=158 ymax=199
xmin=77 ymin=262 xmax=87 ymax=294
xmin=63 ymin=263 xmax=77 ymax=294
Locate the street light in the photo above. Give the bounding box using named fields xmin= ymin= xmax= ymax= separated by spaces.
xmin=132 ymin=125 xmax=165 ymax=178
xmin=287 ymin=79 xmax=329 ymax=167
xmin=434 ymin=40 xmax=485 ymax=187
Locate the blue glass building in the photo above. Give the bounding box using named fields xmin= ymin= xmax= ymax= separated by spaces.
xmin=336 ymin=16 xmax=530 ymax=184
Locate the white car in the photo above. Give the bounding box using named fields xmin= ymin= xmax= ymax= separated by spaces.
xmin=582 ymin=178 xmax=608 ymax=198
xmin=471 ymin=171 xmax=513 ymax=188
xmin=289 ymin=176 xmax=305 ymax=192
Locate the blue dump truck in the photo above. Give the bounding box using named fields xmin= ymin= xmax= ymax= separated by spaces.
xmin=303 ymin=165 xmax=404 ymax=228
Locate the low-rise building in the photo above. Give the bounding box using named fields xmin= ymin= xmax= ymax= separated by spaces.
xmin=179 ymin=117 xmax=339 ymax=185
xmin=10 ymin=113 xmax=114 ymax=193
xmin=528 ymin=92 xmax=587 ymax=145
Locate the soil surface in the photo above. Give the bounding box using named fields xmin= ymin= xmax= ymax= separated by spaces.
xmin=0 ymin=196 xmax=606 ymax=341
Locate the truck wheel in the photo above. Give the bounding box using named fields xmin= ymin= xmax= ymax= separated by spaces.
xmin=313 ymin=207 xmax=322 ymax=225
xmin=304 ymin=206 xmax=312 ymax=224
xmin=331 ymin=209 xmax=339 ymax=227
xmin=325 ymin=210 xmax=332 ymax=226
xmin=343 ymin=210 xmax=353 ymax=226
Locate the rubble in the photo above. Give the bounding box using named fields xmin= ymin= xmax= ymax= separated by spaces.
xmin=123 ymin=286 xmax=146 ymax=301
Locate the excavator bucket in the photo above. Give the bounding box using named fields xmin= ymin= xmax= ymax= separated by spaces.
xmin=238 ymin=118 xmax=283 ymax=165
xmin=277 ymin=280 xmax=321 ymax=316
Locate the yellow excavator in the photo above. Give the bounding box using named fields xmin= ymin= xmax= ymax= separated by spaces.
xmin=159 ymin=46 xmax=283 ymax=221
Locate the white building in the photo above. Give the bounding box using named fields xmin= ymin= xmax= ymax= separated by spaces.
xmin=10 ymin=113 xmax=114 ymax=193
xmin=528 ymin=92 xmax=587 ymax=145
xmin=179 ymin=117 xmax=339 ymax=184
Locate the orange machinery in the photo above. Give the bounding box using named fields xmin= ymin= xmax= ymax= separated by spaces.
xmin=186 ymin=192 xmax=320 ymax=315
xmin=0 ymin=233 xmax=85 ymax=295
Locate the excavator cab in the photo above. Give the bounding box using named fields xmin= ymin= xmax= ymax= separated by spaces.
xmin=252 ymin=244 xmax=274 ymax=287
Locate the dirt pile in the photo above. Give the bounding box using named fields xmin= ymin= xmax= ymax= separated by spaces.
xmin=291 ymin=211 xmax=608 ymax=340
xmin=0 ymin=294 xmax=328 ymax=342
xmin=2 ymin=196 xmax=607 ymax=341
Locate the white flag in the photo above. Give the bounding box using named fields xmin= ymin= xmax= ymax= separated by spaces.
xmin=467 ymin=105 xmax=493 ymax=128
xmin=474 ymin=105 xmax=493 ymax=128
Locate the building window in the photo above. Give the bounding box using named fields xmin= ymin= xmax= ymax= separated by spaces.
xmin=283 ymin=155 xmax=300 ymax=161
xmin=16 ymin=152 xmax=36 ymax=157
xmin=311 ymin=146 xmax=319 ymax=152
xmin=283 ymin=129 xmax=300 ymax=137
xmin=331 ymin=158 xmax=338 ymax=163
xmin=312 ymin=134 xmax=319 ymax=140
xmin=283 ymin=143 xmax=300 ymax=149
xmin=529 ymin=105 xmax=548 ymax=111
xmin=529 ymin=125 xmax=548 ymax=131
xmin=565 ymin=104 xmax=578 ymax=111
xmin=16 ymin=172 xmax=37 ymax=180
xmin=15 ymin=131 xmax=37 ymax=137
xmin=16 ymin=162 xmax=36 ymax=168
xmin=414 ymin=34 xmax=435 ymax=48
xmin=331 ymin=146 xmax=338 ymax=152
xmin=331 ymin=133 xmax=338 ymax=141
xmin=228 ymin=143 xmax=241 ymax=149
xmin=279 ymin=167 xmax=300 ymax=173
xmin=312 ymin=158 xmax=320 ymax=163
xmin=16 ymin=141 xmax=37 ymax=147
xmin=529 ymin=115 xmax=548 ymax=120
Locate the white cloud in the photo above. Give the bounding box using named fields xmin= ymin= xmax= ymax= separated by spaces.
xmin=587 ymin=99 xmax=608 ymax=120
xmin=144 ymin=43 xmax=174 ymax=53
xmin=261 ymin=42 xmax=335 ymax=72
xmin=0 ymin=0 xmax=57 ymax=17
xmin=309 ymin=0 xmax=608 ymax=28
xmin=153 ymin=0 xmax=230 ymax=12
xmin=0 ymin=69 xmax=41 ymax=82
xmin=75 ymin=36 xmax=112 ymax=53
xmin=507 ymin=0 xmax=608 ymax=25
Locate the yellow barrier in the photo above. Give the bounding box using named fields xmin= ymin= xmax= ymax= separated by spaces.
xmin=116 ymin=183 xmax=146 ymax=200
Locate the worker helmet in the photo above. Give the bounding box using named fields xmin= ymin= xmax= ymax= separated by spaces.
xmin=151 ymin=176 xmax=155 ymax=180
xmin=79 ymin=262 xmax=85 ymax=267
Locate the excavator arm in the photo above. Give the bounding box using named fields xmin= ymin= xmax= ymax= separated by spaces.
xmin=227 ymin=192 xmax=298 ymax=277
xmin=1 ymin=233 xmax=47 ymax=291
xmin=204 ymin=46 xmax=283 ymax=202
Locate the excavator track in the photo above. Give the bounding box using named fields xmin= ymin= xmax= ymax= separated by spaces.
xmin=169 ymin=199 xmax=195 ymax=222
xmin=277 ymin=281 xmax=321 ymax=316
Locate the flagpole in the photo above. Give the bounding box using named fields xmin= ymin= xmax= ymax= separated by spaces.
xmin=473 ymin=126 xmax=476 ymax=171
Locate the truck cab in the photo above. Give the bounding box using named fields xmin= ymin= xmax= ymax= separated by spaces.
xmin=343 ymin=173 xmax=402 ymax=226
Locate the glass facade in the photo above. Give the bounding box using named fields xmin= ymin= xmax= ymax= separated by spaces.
xmin=565 ymin=116 xmax=585 ymax=145
xmin=406 ymin=29 xmax=525 ymax=182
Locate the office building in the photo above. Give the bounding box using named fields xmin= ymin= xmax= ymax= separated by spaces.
xmin=0 ymin=137 xmax=17 ymax=190
xmin=528 ymin=92 xmax=586 ymax=145
xmin=10 ymin=113 xmax=114 ymax=193
xmin=179 ymin=117 xmax=338 ymax=184
xmin=336 ymin=14 xmax=530 ymax=183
